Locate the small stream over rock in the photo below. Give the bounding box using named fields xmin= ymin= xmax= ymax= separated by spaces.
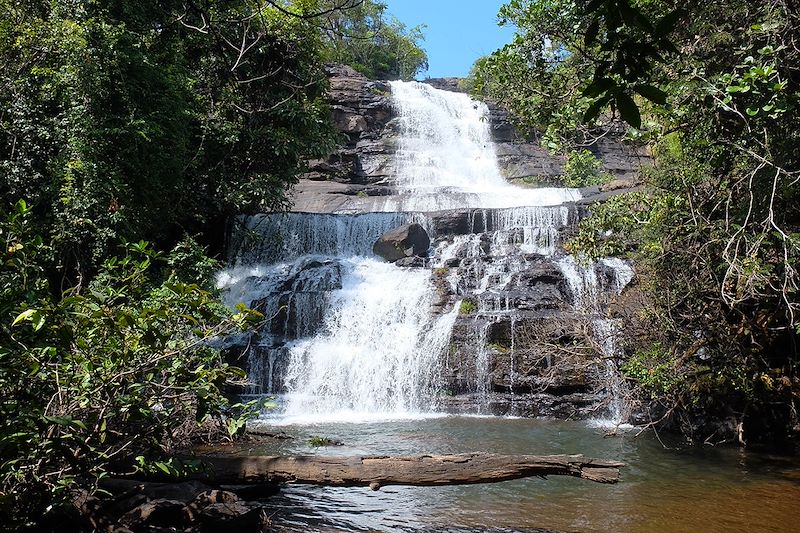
xmin=218 ymin=79 xmax=637 ymax=425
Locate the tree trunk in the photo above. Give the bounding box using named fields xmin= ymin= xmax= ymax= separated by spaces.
xmin=187 ymin=453 xmax=623 ymax=489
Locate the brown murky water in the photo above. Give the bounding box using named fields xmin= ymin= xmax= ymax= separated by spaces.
xmin=232 ymin=415 xmax=800 ymax=532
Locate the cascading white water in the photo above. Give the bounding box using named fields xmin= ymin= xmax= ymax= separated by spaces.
xmin=384 ymin=81 xmax=582 ymax=211
xmin=228 ymin=212 xmax=417 ymax=264
xmin=390 ymin=81 xmax=503 ymax=191
xmin=556 ymin=256 xmax=600 ymax=312
xmin=432 ymin=205 xmax=577 ymax=315
xmin=555 ymin=254 xmax=636 ymax=426
xmin=280 ymin=258 xmax=458 ymax=422
xmin=218 ymin=244 xmax=458 ymax=422
xmin=218 ymin=80 xmax=623 ymax=423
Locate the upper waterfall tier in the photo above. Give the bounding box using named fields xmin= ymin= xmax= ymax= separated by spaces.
xmin=385 ymin=81 xmax=582 ymax=211
xmin=290 ymin=79 xmax=592 ymax=214
xmin=390 ymin=81 xmax=507 ymax=191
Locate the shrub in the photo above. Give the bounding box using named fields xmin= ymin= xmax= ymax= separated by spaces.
xmin=0 ymin=201 xmax=258 ymax=527
xmin=308 ymin=436 xmax=342 ymax=447
xmin=459 ymin=299 xmax=477 ymax=315
xmin=562 ymin=150 xmax=614 ymax=188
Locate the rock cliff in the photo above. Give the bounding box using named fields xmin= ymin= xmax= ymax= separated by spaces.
xmin=292 ymin=64 xmax=647 ymax=214
xmin=224 ymin=65 xmax=644 ymax=422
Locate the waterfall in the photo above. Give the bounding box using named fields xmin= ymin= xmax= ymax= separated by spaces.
xmin=228 ymin=212 xmax=416 ymax=264
xmin=390 ymin=81 xmax=505 ymax=192
xmin=556 ymin=255 xmax=636 ymax=426
xmin=556 ymin=256 xmax=600 ymax=312
xmin=278 ymin=258 xmax=458 ymax=422
xmin=384 ymin=81 xmax=582 ymax=211
xmin=219 ymin=80 xmax=631 ymax=423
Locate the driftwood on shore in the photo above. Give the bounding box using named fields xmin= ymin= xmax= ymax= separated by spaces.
xmin=189 ymin=453 xmax=623 ymax=489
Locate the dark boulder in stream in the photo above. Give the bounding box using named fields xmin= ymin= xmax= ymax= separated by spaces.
xmin=373 ymin=223 xmax=431 ymax=262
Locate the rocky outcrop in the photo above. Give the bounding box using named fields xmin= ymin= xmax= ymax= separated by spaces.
xmin=227 ymin=66 xmax=641 ymax=420
xmin=292 ymin=64 xmax=647 ymax=214
xmin=372 ymin=223 xmax=431 ymax=262
xmin=303 ymin=64 xmax=397 ymax=188
xmin=60 ymin=480 xmax=278 ymax=532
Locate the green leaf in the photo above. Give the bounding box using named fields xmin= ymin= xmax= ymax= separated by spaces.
xmin=583 ymin=94 xmax=613 ymax=123
xmin=12 ymin=309 xmax=45 ymax=331
xmin=12 ymin=309 xmax=37 ymax=327
xmin=584 ymin=19 xmax=600 ymax=46
xmin=615 ymin=91 xmax=642 ymax=128
xmin=43 ymin=416 xmax=87 ymax=431
xmin=582 ymin=77 xmax=616 ymax=98
xmin=633 ymin=84 xmax=668 ymax=105
xmin=617 ymin=0 xmax=654 ymax=33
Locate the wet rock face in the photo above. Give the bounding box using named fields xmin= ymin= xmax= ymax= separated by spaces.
xmin=373 ymin=223 xmax=431 ymax=262
xmin=424 ymin=202 xmax=617 ymax=418
xmin=293 ymin=64 xmax=646 ymax=214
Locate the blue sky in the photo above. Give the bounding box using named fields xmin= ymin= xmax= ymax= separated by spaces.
xmin=386 ymin=0 xmax=515 ymax=79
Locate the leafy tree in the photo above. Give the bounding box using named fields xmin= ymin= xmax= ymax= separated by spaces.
xmin=0 ymin=201 xmax=262 ymax=527
xmin=318 ymin=0 xmax=428 ymax=79
xmin=478 ymin=0 xmax=800 ymax=444
xmin=0 ymin=0 xmax=370 ymax=526
xmin=0 ymin=0 xmax=340 ymax=284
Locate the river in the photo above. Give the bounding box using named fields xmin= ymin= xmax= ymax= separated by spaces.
xmin=217 ymin=412 xmax=800 ymax=533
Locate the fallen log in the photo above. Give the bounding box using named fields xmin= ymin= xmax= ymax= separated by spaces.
xmin=189 ymin=453 xmax=623 ymax=489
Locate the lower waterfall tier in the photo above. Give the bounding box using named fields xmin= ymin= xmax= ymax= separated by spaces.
xmin=217 ymin=205 xmax=637 ymax=425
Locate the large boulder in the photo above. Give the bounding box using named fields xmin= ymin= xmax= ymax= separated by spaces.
xmin=372 ymin=223 xmax=430 ymax=262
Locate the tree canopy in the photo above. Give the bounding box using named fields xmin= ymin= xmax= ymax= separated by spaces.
xmin=474 ymin=0 xmax=799 ymax=444
xmin=318 ymin=0 xmax=428 ymax=80
xmin=0 ymin=0 xmax=344 ymax=285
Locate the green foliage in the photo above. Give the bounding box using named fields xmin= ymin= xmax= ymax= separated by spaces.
xmin=0 ymin=0 xmax=422 ymax=526
xmin=566 ymin=191 xmax=677 ymax=261
xmin=318 ymin=0 xmax=428 ymax=80
xmin=459 ymin=299 xmax=477 ymax=315
xmin=482 ymin=0 xmax=800 ymax=443
xmin=0 ymin=202 xmax=258 ymax=526
xmin=562 ymin=150 xmax=614 ymax=188
xmin=621 ymin=344 xmax=685 ymax=399
xmin=471 ymin=0 xmax=682 ymax=148
xmin=308 ymin=435 xmax=342 ymax=447
xmin=0 ymin=0 xmax=339 ymax=281
xmin=488 ymin=342 xmax=510 ymax=354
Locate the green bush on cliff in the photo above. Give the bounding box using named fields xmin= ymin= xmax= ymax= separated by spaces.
xmin=459 ymin=299 xmax=477 ymax=315
xmin=562 ymin=150 xmax=614 ymax=188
